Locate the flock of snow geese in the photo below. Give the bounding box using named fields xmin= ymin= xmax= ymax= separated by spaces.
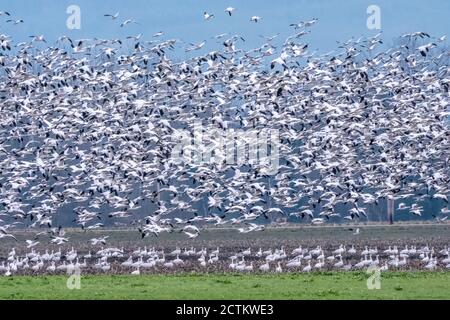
xmin=0 ymin=7 xmax=449 ymax=262
xmin=1 ymin=244 xmax=449 ymax=276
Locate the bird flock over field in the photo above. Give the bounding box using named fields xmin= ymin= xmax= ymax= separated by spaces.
xmin=1 ymin=243 xmax=449 ymax=276
xmin=0 ymin=7 xmax=449 ymax=253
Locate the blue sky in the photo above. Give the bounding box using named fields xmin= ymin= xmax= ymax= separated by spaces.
xmin=0 ymin=0 xmax=448 ymax=55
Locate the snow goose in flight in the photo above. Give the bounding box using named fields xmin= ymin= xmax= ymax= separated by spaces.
xmin=185 ymin=41 xmax=206 ymax=52
xmin=203 ymin=12 xmax=214 ymax=20
xmin=410 ymin=206 xmax=423 ymax=216
xmin=401 ymin=31 xmax=430 ymax=39
xmin=25 ymin=240 xmax=39 ymax=248
xmin=6 ymin=19 xmax=23 ymax=25
xmin=50 ymin=236 xmax=69 ymax=245
xmin=397 ymin=203 xmax=409 ymax=210
xmin=302 ymin=18 xmax=318 ymax=27
xmin=126 ymin=34 xmax=142 ymax=41
xmin=290 ymin=18 xmax=318 ymax=29
xmin=0 ymin=228 xmax=17 ymax=241
xmin=250 ymin=16 xmax=262 ymax=23
xmin=433 ymin=194 xmax=448 ymax=203
xmin=30 ymin=35 xmax=47 ymax=43
xmin=225 ymin=7 xmax=235 ymax=16
xmin=89 ymin=236 xmax=109 ymax=246
xmin=120 ymin=19 xmax=139 ymax=27
xmin=417 ymin=43 xmax=437 ymax=57
xmin=104 ymin=12 xmax=119 ymax=20
xmin=311 ymin=218 xmax=325 ymax=225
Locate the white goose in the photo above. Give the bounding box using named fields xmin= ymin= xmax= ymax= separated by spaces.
xmin=275 ymin=262 xmax=282 ymax=273
xmin=131 ymin=267 xmax=140 ymax=275
xmin=46 ymin=261 xmax=56 ymax=272
xmin=347 ymin=245 xmax=357 ymax=255
xmin=203 ymin=12 xmax=214 ymax=21
xmin=225 ymin=7 xmax=235 ymax=16
xmin=244 ymin=263 xmax=253 ymax=271
xmin=286 ymin=259 xmax=301 ymax=268
xmin=4 ymin=267 xmax=11 ymax=277
xmin=333 ymin=256 xmax=344 ymax=268
xmin=333 ymin=245 xmax=345 ymax=255
xmin=302 ymin=261 xmax=312 ymax=272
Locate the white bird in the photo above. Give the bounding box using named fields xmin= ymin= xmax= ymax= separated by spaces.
xmin=131 ymin=267 xmax=140 ymax=275
xmin=0 ymin=228 xmax=17 ymax=241
xmin=4 ymin=267 xmax=11 ymax=277
xmin=89 ymin=236 xmax=109 ymax=246
xmin=6 ymin=19 xmax=23 ymax=24
xmin=104 ymin=12 xmax=119 ymax=20
xmin=30 ymin=35 xmax=46 ymax=43
xmin=225 ymin=7 xmax=235 ymax=16
xmin=120 ymin=19 xmax=139 ymax=27
xmin=348 ymin=245 xmax=357 ymax=255
xmin=302 ymin=261 xmax=312 ymax=272
xmin=183 ymin=231 xmax=199 ymax=239
xmin=275 ymin=262 xmax=282 ymax=273
xmin=417 ymin=43 xmax=437 ymax=57
xmin=25 ymin=240 xmax=39 ymax=248
xmin=286 ymin=259 xmax=301 ymax=268
xmin=397 ymin=203 xmax=409 ymax=210
xmin=334 ymin=257 xmax=344 ymax=268
xmin=311 ymin=218 xmax=325 ymax=225
xmin=203 ymin=12 xmax=214 ymax=20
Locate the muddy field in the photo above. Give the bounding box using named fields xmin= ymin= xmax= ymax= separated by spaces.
xmin=1 ymin=223 xmax=449 ymax=274
xmin=2 ymin=223 xmax=449 ymax=252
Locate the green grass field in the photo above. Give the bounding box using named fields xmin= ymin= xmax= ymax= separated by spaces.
xmin=0 ymin=272 xmax=449 ymax=300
